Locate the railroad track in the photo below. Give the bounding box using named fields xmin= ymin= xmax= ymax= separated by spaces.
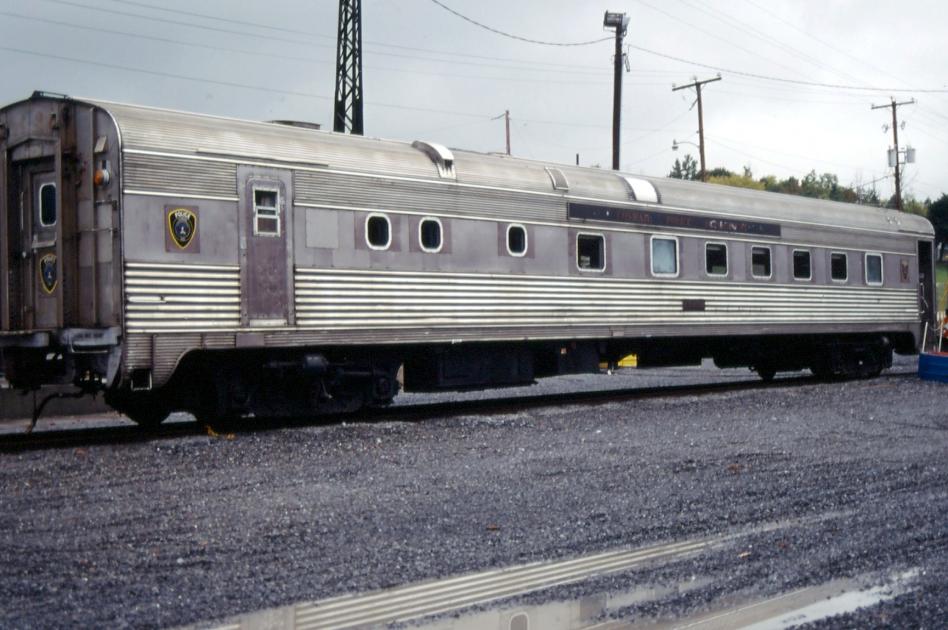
xmin=0 ymin=369 xmax=916 ymax=453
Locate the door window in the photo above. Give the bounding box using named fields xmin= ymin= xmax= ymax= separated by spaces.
xmin=39 ymin=183 xmax=57 ymax=227
xmin=253 ymin=188 xmax=280 ymax=236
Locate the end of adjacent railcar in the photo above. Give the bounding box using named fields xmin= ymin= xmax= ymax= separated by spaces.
xmin=0 ymin=93 xmax=124 ymax=395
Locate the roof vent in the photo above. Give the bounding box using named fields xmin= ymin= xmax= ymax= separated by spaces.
xmin=268 ymin=120 xmax=322 ymax=131
xmin=620 ymin=176 xmax=660 ymax=203
xmin=412 ymin=141 xmax=456 ymax=179
xmin=545 ymin=167 xmax=570 ymax=192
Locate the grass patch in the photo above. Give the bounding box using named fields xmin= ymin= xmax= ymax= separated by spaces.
xmin=937 ymin=262 xmax=948 ymax=314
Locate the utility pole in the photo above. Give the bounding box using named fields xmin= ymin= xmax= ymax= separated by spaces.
xmin=492 ymin=110 xmax=512 ymax=155
xmin=603 ymin=11 xmax=630 ymax=171
xmin=672 ymin=75 xmax=721 ymax=182
xmin=871 ymin=97 xmax=915 ymax=211
xmin=334 ymin=0 xmax=364 ymax=134
xmin=504 ymin=110 xmax=511 ymax=156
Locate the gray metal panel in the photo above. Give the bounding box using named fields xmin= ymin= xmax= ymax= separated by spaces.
xmin=124 ymin=152 xmax=236 ymax=198
xmin=122 ymin=196 xmax=240 ymax=267
xmin=295 ymin=170 xmax=567 ymax=222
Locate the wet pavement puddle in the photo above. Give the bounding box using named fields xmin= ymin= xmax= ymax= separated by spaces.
xmin=184 ymin=512 xmax=894 ymax=630
xmin=187 ymin=567 xmax=917 ymax=629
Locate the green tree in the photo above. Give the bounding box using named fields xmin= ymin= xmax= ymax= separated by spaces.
xmin=666 ymin=159 xmax=906 ymax=209
xmin=708 ymin=173 xmax=765 ymax=191
xmin=669 ymin=154 xmax=699 ymax=180
xmin=928 ymin=194 xmax=948 ymax=258
xmin=706 ymin=166 xmax=734 ymax=179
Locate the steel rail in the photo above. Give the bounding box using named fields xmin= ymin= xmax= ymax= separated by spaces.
xmin=0 ymin=370 xmax=915 ymax=453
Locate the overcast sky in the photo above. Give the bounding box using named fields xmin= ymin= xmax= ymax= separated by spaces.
xmin=1 ymin=0 xmax=946 ymax=202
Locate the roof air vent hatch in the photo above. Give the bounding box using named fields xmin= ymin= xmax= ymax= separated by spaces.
xmin=412 ymin=141 xmax=456 ymax=179
xmin=268 ymin=120 xmax=322 ymax=131
xmin=545 ymin=167 xmax=570 ymax=192
xmin=620 ymin=176 xmax=660 ymax=204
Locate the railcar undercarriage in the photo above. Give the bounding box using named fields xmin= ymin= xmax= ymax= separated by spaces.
xmin=54 ymin=332 xmax=906 ymax=427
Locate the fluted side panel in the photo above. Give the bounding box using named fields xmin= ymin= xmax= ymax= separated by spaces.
xmin=294 ymin=268 xmax=918 ymax=330
xmin=124 ymin=262 xmax=240 ymax=331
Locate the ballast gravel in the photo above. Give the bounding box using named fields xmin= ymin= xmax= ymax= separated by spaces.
xmin=1 ymin=355 xmax=946 ymax=629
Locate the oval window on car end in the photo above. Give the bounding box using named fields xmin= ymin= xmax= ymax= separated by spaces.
xmin=39 ymin=183 xmax=57 ymax=227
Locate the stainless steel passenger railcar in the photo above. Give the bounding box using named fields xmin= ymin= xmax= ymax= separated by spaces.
xmin=0 ymin=93 xmax=936 ymax=425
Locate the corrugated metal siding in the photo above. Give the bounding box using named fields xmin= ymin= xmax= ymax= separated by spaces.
xmin=124 ymin=262 xmax=240 ymax=331
xmin=126 ymin=333 xmax=203 ymax=384
xmin=294 ymin=268 xmax=919 ymax=329
xmin=295 ymin=171 xmax=566 ymax=222
xmin=124 ymin=152 xmax=237 ymax=198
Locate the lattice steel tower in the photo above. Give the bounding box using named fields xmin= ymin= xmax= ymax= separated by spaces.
xmin=334 ymin=0 xmax=364 ymax=135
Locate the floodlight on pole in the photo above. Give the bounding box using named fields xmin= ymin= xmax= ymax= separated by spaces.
xmin=603 ymin=11 xmax=629 ymax=171
xmin=672 ymin=139 xmax=698 ymax=151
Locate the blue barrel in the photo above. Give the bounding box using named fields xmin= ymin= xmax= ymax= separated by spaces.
xmin=918 ymin=352 xmax=948 ymax=382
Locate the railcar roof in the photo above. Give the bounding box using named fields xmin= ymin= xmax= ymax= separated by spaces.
xmin=54 ymin=96 xmax=933 ymax=238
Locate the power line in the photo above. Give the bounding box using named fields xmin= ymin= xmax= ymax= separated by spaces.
xmin=23 ymin=1 xmax=881 ymax=100
xmin=629 ymin=45 xmax=948 ymax=94
xmin=2 ymin=11 xmax=324 ymax=65
xmin=37 ymin=0 xmax=616 ymax=76
xmin=0 ymin=45 xmax=332 ymax=101
xmin=632 ymin=0 xmax=810 ymax=83
xmin=427 ymin=0 xmax=612 ymax=47
xmin=0 ymin=45 xmax=636 ymax=132
xmin=106 ymin=0 xmax=325 ymax=38
xmin=3 ymin=12 xmax=631 ymax=89
xmin=672 ymin=0 xmax=868 ymax=88
xmin=38 ymin=0 xmax=948 ymax=96
xmin=738 ymin=0 xmax=904 ymax=89
xmin=705 ymin=133 xmax=882 ymax=173
xmin=40 ymin=0 xmax=316 ymax=46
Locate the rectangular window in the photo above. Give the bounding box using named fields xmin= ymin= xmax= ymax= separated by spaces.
xmin=865 ymin=253 xmax=883 ymax=285
xmin=253 ymin=188 xmax=280 ymax=236
xmin=751 ymin=246 xmax=771 ymax=278
xmin=39 ymin=183 xmax=57 ymax=227
xmin=705 ymin=243 xmax=727 ymax=276
xmin=650 ymin=236 xmax=679 ymax=276
xmin=831 ymin=252 xmax=848 ymax=281
xmin=792 ymin=250 xmax=811 ymax=280
xmin=577 ymin=234 xmax=605 ymax=271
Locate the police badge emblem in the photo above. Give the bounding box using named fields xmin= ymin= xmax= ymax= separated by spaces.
xmin=168 ymin=207 xmax=197 ymax=249
xmin=39 ymin=253 xmax=58 ymax=294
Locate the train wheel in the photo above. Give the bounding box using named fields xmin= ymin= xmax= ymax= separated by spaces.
xmin=106 ymin=391 xmax=171 ymax=428
xmin=755 ymin=366 xmax=776 ymax=382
